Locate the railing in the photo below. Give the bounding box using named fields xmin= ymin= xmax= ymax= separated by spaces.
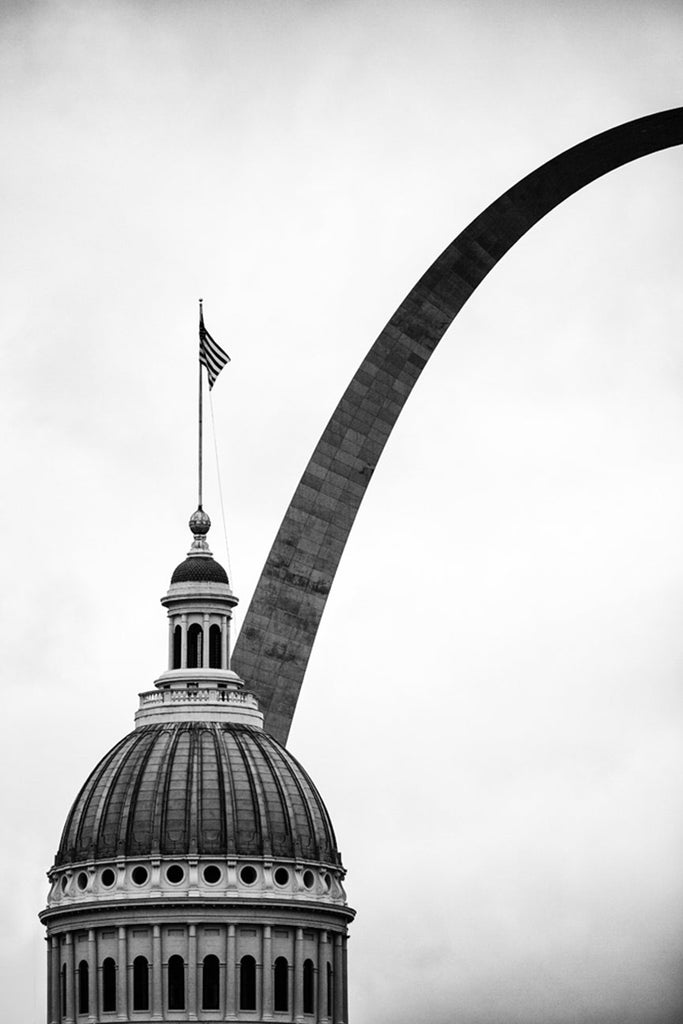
xmin=139 ymin=688 xmax=255 ymax=708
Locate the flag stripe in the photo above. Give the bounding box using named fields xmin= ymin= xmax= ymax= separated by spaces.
xmin=199 ymin=323 xmax=230 ymax=389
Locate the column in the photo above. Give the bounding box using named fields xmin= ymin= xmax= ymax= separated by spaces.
xmin=117 ymin=927 xmax=127 ymax=1021
xmin=225 ymin=924 xmax=236 ymax=1020
xmin=294 ymin=927 xmax=304 ymax=1022
xmin=152 ymin=925 xmax=163 ymax=1019
xmin=342 ymin=938 xmax=349 ymax=1024
xmin=221 ymin=615 xmax=229 ymax=669
xmin=188 ymin=924 xmax=198 ymax=1019
xmin=202 ymin=614 xmax=210 ymax=668
xmin=49 ymin=935 xmax=60 ymax=1024
xmin=317 ymin=932 xmax=327 ymax=1022
xmin=181 ymin=614 xmax=188 ymax=667
xmin=168 ymin=619 xmax=175 ymax=668
xmin=64 ymin=933 xmax=75 ymax=1024
xmin=262 ymin=925 xmax=272 ymax=1020
xmin=333 ymin=935 xmax=344 ymax=1024
xmin=87 ymin=929 xmax=97 ymax=1022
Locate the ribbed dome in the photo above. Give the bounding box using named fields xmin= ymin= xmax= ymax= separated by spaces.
xmin=170 ymin=555 xmax=229 ymax=585
xmin=56 ymin=723 xmax=340 ymax=866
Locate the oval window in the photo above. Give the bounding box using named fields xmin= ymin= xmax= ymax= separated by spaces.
xmin=101 ymin=868 xmax=116 ymax=887
xmin=274 ymin=867 xmax=290 ymax=886
xmin=239 ymin=865 xmax=257 ymax=885
xmin=77 ymin=872 xmax=88 ymax=890
xmin=132 ymin=866 xmax=149 ymax=886
xmin=303 ymin=870 xmax=315 ymax=889
xmin=203 ymin=864 xmax=221 ymax=884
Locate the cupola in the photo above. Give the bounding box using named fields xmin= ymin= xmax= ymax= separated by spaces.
xmin=135 ymin=507 xmax=264 ymax=728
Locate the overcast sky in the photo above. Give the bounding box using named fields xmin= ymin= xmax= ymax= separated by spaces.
xmin=2 ymin=2 xmax=683 ymax=1022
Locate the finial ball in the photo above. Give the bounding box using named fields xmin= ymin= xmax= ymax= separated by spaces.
xmin=189 ymin=507 xmax=211 ymax=535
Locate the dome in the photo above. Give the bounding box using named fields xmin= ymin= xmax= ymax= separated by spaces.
xmin=170 ymin=555 xmax=229 ymax=585
xmin=55 ymin=723 xmax=340 ymax=867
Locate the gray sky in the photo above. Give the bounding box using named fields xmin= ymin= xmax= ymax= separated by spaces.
xmin=2 ymin=1 xmax=683 ymax=1021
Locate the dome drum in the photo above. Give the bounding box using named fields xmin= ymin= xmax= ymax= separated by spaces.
xmin=46 ymin=857 xmax=347 ymax=908
xmin=42 ymin=913 xmax=350 ymax=1023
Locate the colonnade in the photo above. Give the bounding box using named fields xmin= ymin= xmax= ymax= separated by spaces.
xmin=48 ymin=923 xmax=348 ymax=1023
xmin=168 ymin=613 xmax=231 ymax=670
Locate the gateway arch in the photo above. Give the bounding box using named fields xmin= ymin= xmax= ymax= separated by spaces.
xmin=231 ymin=107 xmax=683 ymax=745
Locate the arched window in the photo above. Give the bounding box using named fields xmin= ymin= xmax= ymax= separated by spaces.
xmin=61 ymin=963 xmax=67 ymax=1019
xmin=239 ymin=955 xmax=256 ymax=1011
xmin=327 ymin=962 xmax=333 ymax=1019
xmin=274 ymin=956 xmax=288 ymax=1012
xmin=102 ymin=957 xmax=116 ymax=1012
xmin=187 ymin=624 xmax=203 ymax=667
xmin=209 ymin=623 xmax=222 ymax=668
xmin=202 ymin=954 xmax=220 ymax=1010
xmin=168 ymin=955 xmax=185 ymax=1010
xmin=77 ymin=960 xmax=89 ymax=1015
xmin=133 ymin=956 xmax=149 ymax=1011
xmin=303 ymin=958 xmax=314 ymax=1014
xmin=173 ymin=625 xmax=182 ymax=668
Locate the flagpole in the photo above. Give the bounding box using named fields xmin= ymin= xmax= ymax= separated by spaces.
xmin=198 ymin=298 xmax=204 ymax=510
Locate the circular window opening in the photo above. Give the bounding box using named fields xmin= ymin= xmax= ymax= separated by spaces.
xmin=166 ymin=864 xmax=184 ymax=884
xmin=274 ymin=867 xmax=290 ymax=887
xmin=203 ymin=864 xmax=221 ymax=885
xmin=303 ymin=870 xmax=315 ymax=889
xmin=324 ymin=873 xmax=332 ymax=891
xmin=131 ymin=866 xmax=149 ymax=886
xmin=101 ymin=868 xmax=116 ymax=887
xmin=239 ymin=865 xmax=257 ymax=885
xmin=77 ymin=872 xmax=88 ymax=890
xmin=61 ymin=876 xmax=68 ymax=892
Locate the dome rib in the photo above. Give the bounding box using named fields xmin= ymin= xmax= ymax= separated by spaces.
xmin=251 ymin=731 xmax=299 ymax=859
xmin=213 ymin=728 xmax=238 ymax=857
xmin=233 ymin=730 xmax=271 ymax=858
xmin=148 ymin=727 xmax=174 ymax=857
xmin=67 ymin=736 xmax=129 ymax=862
xmin=119 ymin=729 xmax=159 ymax=859
xmin=55 ymin=724 xmax=341 ymax=867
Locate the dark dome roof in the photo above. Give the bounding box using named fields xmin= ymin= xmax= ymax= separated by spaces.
xmin=55 ymin=724 xmax=340 ymax=867
xmin=170 ymin=555 xmax=229 ymax=585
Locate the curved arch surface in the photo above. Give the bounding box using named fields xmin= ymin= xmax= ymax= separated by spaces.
xmin=232 ymin=107 xmax=683 ymax=744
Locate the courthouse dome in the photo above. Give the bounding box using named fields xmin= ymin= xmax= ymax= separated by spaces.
xmin=55 ymin=722 xmax=340 ymax=867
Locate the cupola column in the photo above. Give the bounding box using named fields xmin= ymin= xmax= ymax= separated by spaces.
xmin=202 ymin=614 xmax=210 ymax=669
xmin=181 ymin=614 xmax=188 ymax=668
xmin=222 ymin=614 xmax=229 ymax=669
xmin=168 ymin=621 xmax=175 ymax=669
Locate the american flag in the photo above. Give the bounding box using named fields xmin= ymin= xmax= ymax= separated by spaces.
xmin=199 ymin=306 xmax=230 ymax=389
